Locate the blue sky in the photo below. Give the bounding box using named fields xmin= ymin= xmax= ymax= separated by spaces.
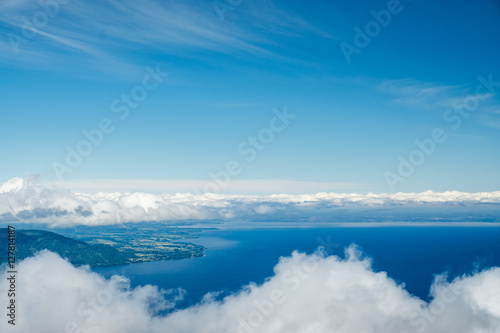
xmin=1 ymin=0 xmax=500 ymax=193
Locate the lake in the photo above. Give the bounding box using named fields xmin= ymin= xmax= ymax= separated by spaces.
xmin=94 ymin=223 xmax=500 ymax=309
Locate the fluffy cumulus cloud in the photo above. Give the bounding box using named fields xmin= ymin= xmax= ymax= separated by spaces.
xmin=1 ymin=177 xmax=500 ymax=226
xmin=1 ymin=247 xmax=500 ymax=332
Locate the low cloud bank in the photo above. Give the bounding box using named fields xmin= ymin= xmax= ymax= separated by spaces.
xmin=1 ymin=177 xmax=500 ymax=226
xmin=1 ymin=247 xmax=500 ymax=332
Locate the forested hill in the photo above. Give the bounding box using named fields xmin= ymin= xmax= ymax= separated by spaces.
xmin=0 ymin=228 xmax=131 ymax=267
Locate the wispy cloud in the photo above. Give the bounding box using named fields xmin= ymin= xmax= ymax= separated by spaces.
xmin=378 ymin=78 xmax=497 ymax=110
xmin=377 ymin=78 xmax=500 ymax=131
xmin=0 ymin=0 xmax=330 ymax=77
xmin=379 ymin=79 xmax=464 ymax=109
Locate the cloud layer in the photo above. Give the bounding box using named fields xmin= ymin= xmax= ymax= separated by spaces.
xmin=1 ymin=177 xmax=500 ymax=226
xmin=1 ymin=247 xmax=500 ymax=332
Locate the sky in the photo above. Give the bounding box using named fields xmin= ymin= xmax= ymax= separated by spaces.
xmin=2 ymin=3 xmax=500 ymax=331
xmin=1 ymin=0 xmax=500 ymax=194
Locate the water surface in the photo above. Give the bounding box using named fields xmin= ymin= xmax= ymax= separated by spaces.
xmin=94 ymin=224 xmax=500 ymax=308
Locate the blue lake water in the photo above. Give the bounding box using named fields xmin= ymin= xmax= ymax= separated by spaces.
xmin=94 ymin=223 xmax=500 ymax=308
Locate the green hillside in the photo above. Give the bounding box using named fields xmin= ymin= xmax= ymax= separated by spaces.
xmin=0 ymin=229 xmax=132 ymax=267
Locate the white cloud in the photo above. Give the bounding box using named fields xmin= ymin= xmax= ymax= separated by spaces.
xmin=1 ymin=247 xmax=500 ymax=332
xmin=1 ymin=177 xmax=500 ymax=226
